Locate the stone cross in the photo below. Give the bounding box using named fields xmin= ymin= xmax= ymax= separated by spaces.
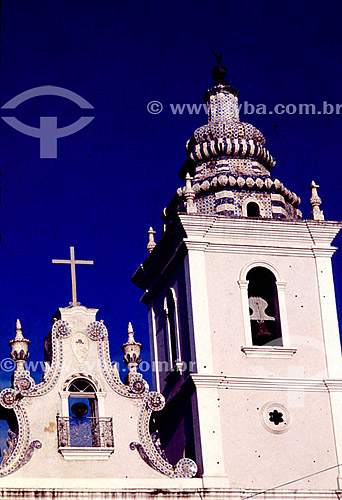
xmin=52 ymin=247 xmax=94 ymax=306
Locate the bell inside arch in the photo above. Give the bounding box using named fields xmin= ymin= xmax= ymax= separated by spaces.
xmin=247 ymin=267 xmax=282 ymax=346
xmin=249 ymin=296 xmax=275 ymax=344
xmin=71 ymin=402 xmax=89 ymax=419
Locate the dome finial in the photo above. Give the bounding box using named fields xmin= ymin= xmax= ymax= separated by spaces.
xmin=211 ymin=49 xmax=227 ymax=85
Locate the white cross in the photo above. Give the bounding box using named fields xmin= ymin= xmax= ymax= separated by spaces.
xmin=52 ymin=247 xmax=94 ymax=306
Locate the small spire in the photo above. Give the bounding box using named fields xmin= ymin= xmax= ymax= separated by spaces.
xmin=309 ymin=180 xmax=324 ymax=221
xmin=183 ymin=173 xmax=197 ymax=214
xmin=146 ymin=227 xmax=156 ymax=253
xmin=9 ymin=319 xmax=30 ymax=372
xmin=127 ymin=322 xmax=134 ymax=342
xmin=15 ymin=319 xmax=24 ymax=340
xmin=121 ymin=322 xmax=142 ymax=376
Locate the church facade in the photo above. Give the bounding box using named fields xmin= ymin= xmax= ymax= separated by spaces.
xmin=1 ymin=64 xmax=342 ymax=498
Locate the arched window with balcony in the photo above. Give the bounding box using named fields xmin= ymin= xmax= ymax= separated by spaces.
xmin=57 ymin=376 xmax=114 ymax=458
xmin=67 ymin=378 xmax=99 ymax=447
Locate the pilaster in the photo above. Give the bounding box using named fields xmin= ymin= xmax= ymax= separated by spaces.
xmin=312 ymin=249 xmax=342 ymax=377
xmin=184 ymin=250 xmax=213 ymax=373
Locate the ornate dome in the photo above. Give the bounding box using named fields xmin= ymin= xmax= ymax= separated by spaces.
xmin=165 ymin=63 xmax=301 ymax=222
xmin=180 ymin=64 xmax=275 ymax=174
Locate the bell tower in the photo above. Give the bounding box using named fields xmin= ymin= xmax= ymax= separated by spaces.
xmin=132 ymin=62 xmax=342 ymax=493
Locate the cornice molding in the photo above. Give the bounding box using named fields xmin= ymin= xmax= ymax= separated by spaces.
xmin=190 ymin=374 xmax=342 ymax=392
xmin=0 ymin=485 xmax=339 ymax=498
xmin=184 ymin=240 xmax=336 ymax=258
xmin=324 ymin=379 xmax=342 ymax=392
xmin=179 ymin=215 xmax=342 ymax=249
xmin=132 ymin=216 xmax=342 ymax=292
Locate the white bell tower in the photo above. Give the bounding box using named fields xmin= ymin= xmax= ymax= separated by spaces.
xmin=132 ymin=62 xmax=342 ymax=495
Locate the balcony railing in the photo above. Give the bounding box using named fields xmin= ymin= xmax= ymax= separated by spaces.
xmin=57 ymin=416 xmax=114 ymax=448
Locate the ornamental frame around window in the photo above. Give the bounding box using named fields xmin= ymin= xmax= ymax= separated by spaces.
xmin=238 ymin=261 xmax=296 ymax=358
xmin=59 ymin=375 xmax=107 ymax=420
xmin=58 ymin=375 xmax=113 ymax=459
xmin=241 ymin=197 xmax=265 ymax=218
xmin=163 ymin=287 xmax=183 ymax=373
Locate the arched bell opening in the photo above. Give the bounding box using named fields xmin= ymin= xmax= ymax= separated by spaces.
xmin=67 ymin=378 xmax=99 ymax=447
xmin=247 ymin=267 xmax=282 ymax=346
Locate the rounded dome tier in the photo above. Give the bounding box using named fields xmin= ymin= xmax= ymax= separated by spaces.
xmin=169 ymin=64 xmax=302 ymax=223
xmin=190 ymin=119 xmax=266 ymax=147
xmin=181 ymin=71 xmax=275 ymax=173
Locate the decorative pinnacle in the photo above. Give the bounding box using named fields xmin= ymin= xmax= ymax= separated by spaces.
xmin=309 ymin=180 xmax=324 ymax=221
xmin=146 ymin=227 xmax=156 ymax=254
xmin=121 ymin=322 xmax=142 ymax=375
xmin=9 ymin=319 xmax=31 ymax=372
xmin=183 ymin=173 xmax=197 ymax=214
xmin=15 ymin=319 xmax=24 ymax=340
xmin=127 ymin=322 xmax=135 ymax=342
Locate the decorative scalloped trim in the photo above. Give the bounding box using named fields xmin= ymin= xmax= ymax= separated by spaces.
xmin=96 ymin=328 xmax=199 ymax=477
xmin=28 ymin=320 xmax=68 ymax=397
xmin=189 ymin=174 xmax=300 ymax=208
xmin=0 ymin=319 xmax=198 ymax=479
xmin=0 ymin=320 xmax=69 ymax=475
xmin=189 ymin=139 xmax=275 ymax=169
xmin=0 ymin=391 xmax=42 ymax=476
xmin=192 ymin=121 xmax=266 ymax=148
xmin=97 ymin=332 xmax=149 ymax=398
xmin=131 ymin=392 xmax=197 ymax=478
xmin=4 ymin=320 xmax=69 ymax=401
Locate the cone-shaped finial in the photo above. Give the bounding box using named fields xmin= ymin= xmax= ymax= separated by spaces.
xmin=147 ymin=227 xmax=156 ymax=253
xmin=127 ymin=322 xmax=135 ymax=343
xmin=121 ymin=322 xmax=142 ymax=375
xmin=15 ymin=319 xmax=24 ymax=340
xmin=9 ymin=319 xmax=30 ymax=372
xmin=309 ymin=180 xmax=324 ymax=221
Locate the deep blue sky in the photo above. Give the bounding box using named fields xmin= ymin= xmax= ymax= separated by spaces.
xmin=0 ymin=0 xmax=341 ymax=389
